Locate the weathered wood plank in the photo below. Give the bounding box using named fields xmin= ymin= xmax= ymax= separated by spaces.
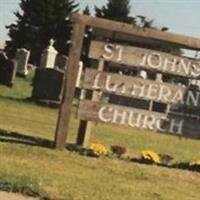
xmin=83 ymin=69 xmax=200 ymax=108
xmin=78 ymin=100 xmax=200 ymax=139
xmin=89 ymin=41 xmax=200 ymax=78
xmin=92 ymin=28 xmax=181 ymax=52
xmin=73 ymin=13 xmax=200 ymax=51
xmin=55 ymin=21 xmax=86 ymax=150
xmin=77 ymin=60 xmax=105 ymax=147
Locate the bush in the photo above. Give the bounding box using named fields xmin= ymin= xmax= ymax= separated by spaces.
xmin=159 ymin=154 xmax=174 ymax=165
xmin=111 ymin=145 xmax=126 ymax=158
xmin=141 ymin=150 xmax=160 ymax=164
xmin=88 ymin=143 xmax=109 ymax=157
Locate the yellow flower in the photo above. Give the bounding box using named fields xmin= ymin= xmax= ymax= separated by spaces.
xmin=141 ymin=150 xmax=160 ymax=163
xmin=189 ymin=160 xmax=200 ymax=166
xmin=89 ymin=143 xmax=109 ymax=156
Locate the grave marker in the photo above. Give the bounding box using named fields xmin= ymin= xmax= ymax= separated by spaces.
xmin=40 ymin=39 xmax=58 ymax=69
xmin=15 ymin=48 xmax=30 ymax=76
xmin=0 ymin=57 xmax=17 ymax=87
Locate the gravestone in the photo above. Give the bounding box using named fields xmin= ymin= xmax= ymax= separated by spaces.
xmin=15 ymin=48 xmax=30 ymax=76
xmin=40 ymin=39 xmax=58 ymax=69
xmin=74 ymin=61 xmax=84 ymax=98
xmin=156 ymin=73 xmax=163 ymax=82
xmin=0 ymin=52 xmax=17 ymax=87
xmin=32 ymin=60 xmax=84 ymax=104
xmin=32 ymin=68 xmax=64 ymax=104
xmin=138 ymin=70 xmax=147 ymax=79
xmin=55 ymin=54 xmax=68 ymax=70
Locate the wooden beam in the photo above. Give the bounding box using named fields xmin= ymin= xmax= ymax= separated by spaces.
xmin=92 ymin=28 xmax=183 ymax=51
xmin=55 ymin=21 xmax=86 ymax=150
xmin=76 ymin=60 xmax=105 ymax=147
xmin=78 ymin=100 xmax=200 ymax=140
xmin=73 ymin=13 xmax=200 ymax=51
xmin=89 ymin=40 xmax=200 ymax=79
xmin=83 ymin=69 xmax=200 ymax=110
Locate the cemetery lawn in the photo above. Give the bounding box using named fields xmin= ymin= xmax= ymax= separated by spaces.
xmin=0 ymin=71 xmax=200 ymax=200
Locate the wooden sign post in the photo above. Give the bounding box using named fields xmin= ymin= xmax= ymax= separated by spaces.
xmin=54 ymin=17 xmax=85 ymax=150
xmin=55 ymin=13 xmax=200 ymax=150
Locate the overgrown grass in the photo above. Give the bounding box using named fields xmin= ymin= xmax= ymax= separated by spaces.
xmin=0 ymin=72 xmax=200 ymax=200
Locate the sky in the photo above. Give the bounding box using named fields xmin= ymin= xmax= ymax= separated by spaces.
xmin=0 ymin=0 xmax=200 ymax=48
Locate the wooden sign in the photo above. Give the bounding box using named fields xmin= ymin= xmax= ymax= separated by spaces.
xmin=83 ymin=69 xmax=200 ymax=108
xmin=75 ymin=14 xmax=200 ymax=50
xmin=89 ymin=41 xmax=200 ymax=79
xmin=55 ymin=14 xmax=200 ymax=150
xmin=78 ymin=100 xmax=200 ymax=139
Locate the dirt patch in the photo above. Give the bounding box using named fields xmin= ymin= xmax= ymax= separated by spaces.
xmin=0 ymin=191 xmax=38 ymax=200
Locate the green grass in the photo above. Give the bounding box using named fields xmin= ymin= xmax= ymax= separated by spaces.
xmin=0 ymin=70 xmax=33 ymax=100
xmin=0 ymin=71 xmax=200 ymax=200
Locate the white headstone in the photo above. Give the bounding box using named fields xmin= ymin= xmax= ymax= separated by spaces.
xmin=138 ymin=70 xmax=147 ymax=79
xmin=15 ymin=48 xmax=30 ymax=76
xmin=156 ymin=73 xmax=163 ymax=82
xmin=40 ymin=39 xmax=58 ymax=69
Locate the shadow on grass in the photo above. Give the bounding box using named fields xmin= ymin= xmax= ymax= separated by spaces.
xmin=130 ymin=158 xmax=200 ymax=173
xmin=0 ymin=94 xmax=62 ymax=109
xmin=0 ymin=94 xmax=32 ymax=103
xmin=0 ymin=129 xmax=54 ymax=149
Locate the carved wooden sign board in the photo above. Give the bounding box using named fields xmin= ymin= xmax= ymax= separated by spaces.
xmin=55 ymin=14 xmax=200 ymax=149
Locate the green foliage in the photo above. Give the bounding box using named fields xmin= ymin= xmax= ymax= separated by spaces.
xmin=0 ymin=177 xmax=40 ymax=198
xmin=136 ymin=15 xmax=154 ymax=28
xmin=95 ymin=0 xmax=134 ymax=23
xmin=5 ymin=0 xmax=79 ymax=64
xmin=83 ymin=6 xmax=90 ymax=15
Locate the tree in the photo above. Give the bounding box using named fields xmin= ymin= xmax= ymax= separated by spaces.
xmin=95 ymin=1 xmax=180 ymax=55
xmin=81 ymin=6 xmax=92 ymax=65
xmin=95 ymin=0 xmax=134 ymax=23
xmin=135 ymin=15 xmax=154 ymax=29
xmin=5 ymin=0 xmax=79 ymax=64
xmin=83 ymin=5 xmax=90 ymax=16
